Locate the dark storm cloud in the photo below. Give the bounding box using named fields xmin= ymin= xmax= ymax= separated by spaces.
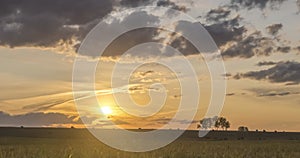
xmin=0 ymin=111 xmax=80 ymax=126
xmin=205 ymin=7 xmax=282 ymax=58
xmin=201 ymin=6 xmax=293 ymax=58
xmin=120 ymin=0 xmax=187 ymax=10
xmin=203 ymin=8 xmax=246 ymax=47
xmin=205 ymin=15 xmax=246 ymax=47
xmin=0 ymin=0 xmax=188 ymax=49
xmin=0 ymin=0 xmax=114 ymax=48
xmin=206 ymin=7 xmax=231 ymax=22
xmin=266 ymin=23 xmax=283 ymax=36
xmin=96 ymin=8 xmax=243 ymax=58
xmin=120 ymin=0 xmax=154 ymax=7
xmin=0 ymin=0 xmax=292 ymax=59
xmin=222 ymin=31 xmax=274 ymax=58
xmin=81 ymin=11 xmax=161 ymax=57
xmin=277 ymin=46 xmax=291 ymax=53
xmin=229 ymin=0 xmax=287 ymax=10
xmin=0 ymin=0 xmax=248 ymax=58
xmin=163 ymin=14 xmax=246 ymax=56
xmin=257 ymin=61 xmax=278 ymax=66
xmin=230 ymin=0 xmax=300 ymax=13
xmin=235 ymin=61 xmax=300 ymax=84
xmin=159 ymin=7 xmax=282 ymax=58
xmin=100 ymin=12 xmax=247 ymax=58
xmin=156 ymin=0 xmax=187 ymax=12
xmin=100 ymin=28 xmax=160 ymax=57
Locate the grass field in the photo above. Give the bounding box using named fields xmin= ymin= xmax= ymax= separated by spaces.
xmin=0 ymin=128 xmax=299 ymax=158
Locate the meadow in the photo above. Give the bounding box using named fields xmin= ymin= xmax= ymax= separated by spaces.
xmin=0 ymin=128 xmax=299 ymax=158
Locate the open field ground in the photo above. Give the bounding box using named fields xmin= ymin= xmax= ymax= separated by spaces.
xmin=0 ymin=128 xmax=299 ymax=158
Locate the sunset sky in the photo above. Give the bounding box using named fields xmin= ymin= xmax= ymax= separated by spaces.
xmin=0 ymin=0 xmax=300 ymax=132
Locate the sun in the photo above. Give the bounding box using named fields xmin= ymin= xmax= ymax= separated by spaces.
xmin=101 ymin=106 xmax=113 ymax=115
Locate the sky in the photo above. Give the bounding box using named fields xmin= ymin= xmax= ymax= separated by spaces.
xmin=0 ymin=0 xmax=300 ymax=131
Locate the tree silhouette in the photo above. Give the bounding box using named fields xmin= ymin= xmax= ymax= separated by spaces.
xmin=215 ymin=117 xmax=230 ymax=131
xmin=214 ymin=117 xmax=221 ymax=130
xmin=238 ymin=126 xmax=249 ymax=132
xmin=198 ymin=116 xmax=230 ymax=131
xmin=224 ymin=121 xmax=230 ymax=131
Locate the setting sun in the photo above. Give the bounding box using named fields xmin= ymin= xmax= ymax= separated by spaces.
xmin=101 ymin=106 xmax=113 ymax=115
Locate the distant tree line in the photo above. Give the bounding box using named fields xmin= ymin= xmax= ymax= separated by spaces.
xmin=197 ymin=116 xmax=230 ymax=131
xmin=197 ymin=116 xmax=283 ymax=133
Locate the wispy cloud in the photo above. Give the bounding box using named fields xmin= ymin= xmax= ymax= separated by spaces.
xmin=2 ymin=85 xmax=142 ymax=113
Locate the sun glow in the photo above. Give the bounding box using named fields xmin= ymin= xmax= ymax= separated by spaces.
xmin=101 ymin=106 xmax=113 ymax=115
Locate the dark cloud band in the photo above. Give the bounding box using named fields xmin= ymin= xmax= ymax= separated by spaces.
xmin=0 ymin=0 xmax=114 ymax=48
xmin=235 ymin=61 xmax=300 ymax=84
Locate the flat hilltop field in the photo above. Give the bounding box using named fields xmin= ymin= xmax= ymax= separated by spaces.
xmin=0 ymin=128 xmax=299 ymax=158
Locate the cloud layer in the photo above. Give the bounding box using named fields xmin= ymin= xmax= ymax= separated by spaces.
xmin=0 ymin=0 xmax=114 ymax=48
xmin=0 ymin=111 xmax=79 ymax=126
xmin=230 ymin=0 xmax=287 ymax=10
xmin=0 ymin=0 xmax=298 ymax=59
xmin=235 ymin=61 xmax=300 ymax=84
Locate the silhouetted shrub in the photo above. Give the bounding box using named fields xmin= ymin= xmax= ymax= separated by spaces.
xmin=238 ymin=126 xmax=249 ymax=132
